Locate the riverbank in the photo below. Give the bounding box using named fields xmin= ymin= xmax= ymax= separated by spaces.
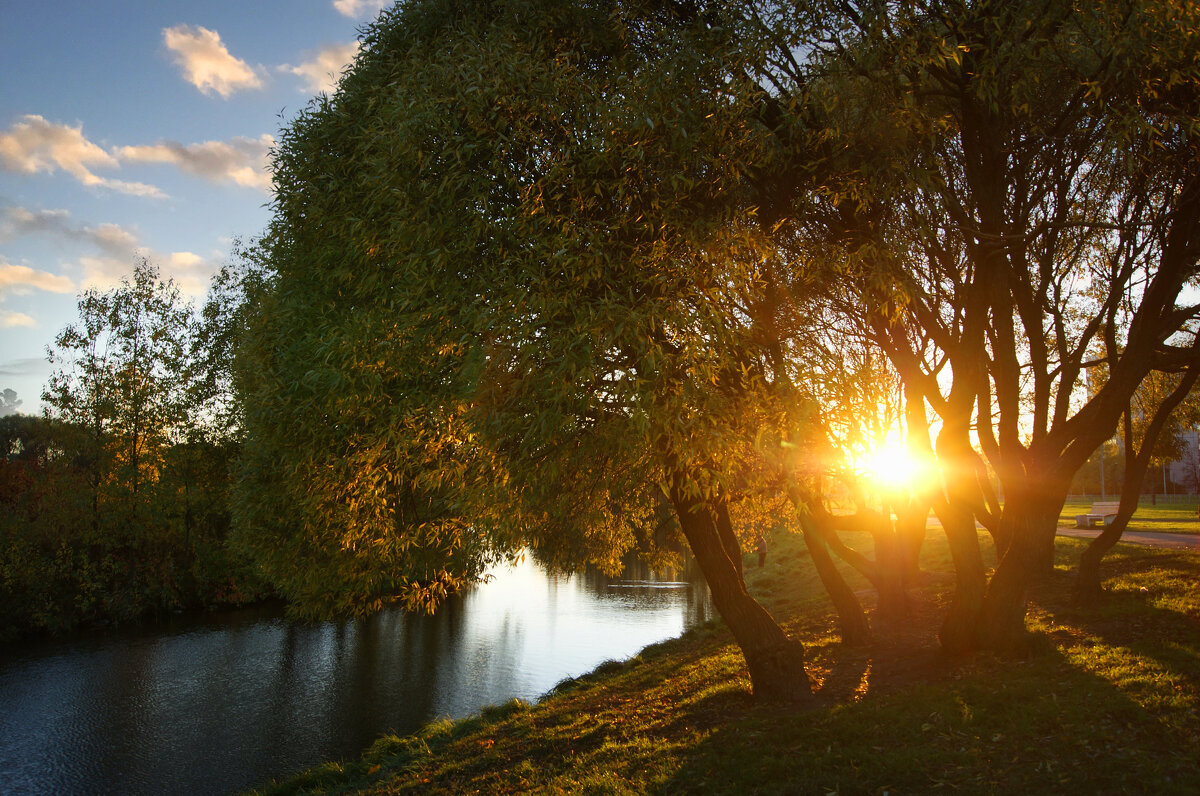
xmin=255 ymin=533 xmax=1200 ymax=794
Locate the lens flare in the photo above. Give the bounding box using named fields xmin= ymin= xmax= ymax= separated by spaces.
xmin=860 ymin=442 xmax=935 ymax=491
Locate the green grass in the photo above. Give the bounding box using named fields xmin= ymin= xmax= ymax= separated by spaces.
xmin=253 ymin=532 xmax=1200 ymax=795
xmin=1059 ymin=498 xmax=1200 ymax=534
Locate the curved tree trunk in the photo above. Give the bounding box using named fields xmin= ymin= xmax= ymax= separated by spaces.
xmin=714 ymin=500 xmax=744 ymax=580
xmin=1076 ymin=437 xmax=1136 ymax=604
xmin=974 ymin=519 xmax=1036 ymax=654
xmin=819 ymin=502 xmax=913 ymax=623
xmin=799 ymin=519 xmax=873 ymax=646
xmin=670 ymin=485 xmax=813 ymax=702
xmin=1076 ymin=506 xmax=1134 ymax=605
xmin=790 ymin=489 xmax=873 ymax=645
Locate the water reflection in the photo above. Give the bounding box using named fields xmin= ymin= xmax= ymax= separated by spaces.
xmin=0 ymin=555 xmax=711 ymax=795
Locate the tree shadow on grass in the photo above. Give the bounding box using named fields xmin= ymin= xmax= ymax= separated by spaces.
xmin=1033 ymin=552 xmax=1200 ymax=671
xmin=654 ymin=640 xmax=1200 ymax=796
xmin=646 ymin=553 xmax=1200 ymax=795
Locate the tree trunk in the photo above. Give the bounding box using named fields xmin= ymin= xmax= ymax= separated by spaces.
xmin=935 ymin=496 xmax=988 ymax=654
xmin=790 ymin=489 xmax=873 ymax=645
xmin=934 ymin=421 xmax=989 ymax=655
xmin=799 ymin=520 xmax=872 ymax=646
xmin=1077 ymin=366 xmax=1200 ymax=603
xmin=714 ymin=500 xmax=744 ymax=580
xmin=975 ymin=523 xmax=1035 ymax=654
xmin=1016 ymin=464 xmax=1070 ymax=578
xmin=976 ymin=474 xmax=1067 ymax=654
xmin=1075 ymin=511 xmax=1131 ymax=605
xmin=818 ymin=502 xmax=911 ymax=624
xmin=670 ymin=486 xmax=813 ymax=702
xmin=900 ymin=383 xmax=933 ymax=583
xmin=1023 ymin=493 xmax=1067 ymax=577
xmin=871 ymin=519 xmax=912 ymax=622
xmin=896 ymin=496 xmax=928 ymax=582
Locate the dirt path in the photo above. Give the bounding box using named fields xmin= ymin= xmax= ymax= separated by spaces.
xmin=926 ymin=514 xmax=1199 ymax=550
xmin=1056 ymin=527 xmax=1200 ymax=550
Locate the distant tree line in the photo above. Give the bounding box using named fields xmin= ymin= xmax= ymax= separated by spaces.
xmin=0 ymin=257 xmax=270 ymax=639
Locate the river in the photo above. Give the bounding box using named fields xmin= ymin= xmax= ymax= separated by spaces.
xmin=0 ymin=555 xmax=711 ymax=795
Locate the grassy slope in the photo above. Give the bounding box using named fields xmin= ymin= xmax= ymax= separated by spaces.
xmin=256 ymin=532 xmax=1200 ymax=795
xmin=1059 ymin=498 xmax=1200 ymax=534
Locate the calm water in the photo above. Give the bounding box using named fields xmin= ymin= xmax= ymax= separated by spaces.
xmin=0 ymin=556 xmax=711 ymax=795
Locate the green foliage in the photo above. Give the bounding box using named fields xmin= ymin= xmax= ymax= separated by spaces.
xmin=238 ymin=0 xmax=804 ymax=616
xmin=191 ymin=238 xmax=276 ymax=446
xmin=43 ymin=258 xmax=194 ymax=521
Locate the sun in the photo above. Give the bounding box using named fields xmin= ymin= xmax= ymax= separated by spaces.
xmin=860 ymin=441 xmax=935 ymax=491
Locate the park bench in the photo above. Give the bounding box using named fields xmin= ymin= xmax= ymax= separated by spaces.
xmin=1075 ymin=501 xmax=1122 ymax=529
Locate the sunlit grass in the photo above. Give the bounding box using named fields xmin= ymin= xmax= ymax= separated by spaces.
xmin=254 ymin=532 xmax=1200 ymax=795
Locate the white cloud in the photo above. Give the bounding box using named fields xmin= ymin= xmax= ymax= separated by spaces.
xmin=1 ymin=206 xmax=138 ymax=259
xmin=0 ymin=259 xmax=75 ymax=296
xmin=76 ymin=250 xmax=217 ymax=297
xmin=1 ymin=312 xmax=35 ymax=328
xmin=76 ymin=254 xmax=137 ymax=290
xmin=333 ymin=0 xmax=386 ymax=18
xmin=283 ymin=42 xmax=360 ymax=95
xmin=164 ymin=25 xmax=264 ymax=98
xmin=0 ymin=205 xmax=214 ymax=297
xmin=117 ymin=134 xmax=274 ymax=192
xmin=163 ymin=251 xmax=219 ymax=295
xmin=0 ymin=115 xmax=165 ymax=198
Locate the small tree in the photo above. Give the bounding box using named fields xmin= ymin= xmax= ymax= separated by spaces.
xmin=44 ymin=258 xmax=194 ymax=534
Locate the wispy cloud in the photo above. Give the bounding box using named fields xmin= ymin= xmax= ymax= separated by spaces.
xmin=333 ymin=0 xmax=387 ymax=18
xmin=1 ymin=206 xmax=138 ymax=259
xmin=163 ymin=25 xmax=265 ymax=98
xmin=0 ymin=115 xmax=165 ymax=198
xmin=0 ymin=357 xmax=51 ymax=377
xmin=283 ymin=42 xmax=360 ymax=95
xmin=1 ymin=205 xmax=216 ymax=297
xmin=163 ymin=251 xmax=220 ymax=296
xmin=117 ymin=134 xmax=274 ymax=192
xmin=75 ymin=250 xmax=217 ymax=298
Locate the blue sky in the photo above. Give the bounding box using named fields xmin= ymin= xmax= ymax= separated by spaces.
xmin=1 ymin=0 xmax=390 ymax=413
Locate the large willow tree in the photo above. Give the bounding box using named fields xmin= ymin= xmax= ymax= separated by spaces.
xmin=236 ymin=0 xmax=822 ymax=700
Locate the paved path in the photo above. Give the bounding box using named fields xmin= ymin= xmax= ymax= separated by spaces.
xmin=1055 ymin=527 xmax=1200 ymax=550
xmin=921 ymin=516 xmax=1197 ymax=550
